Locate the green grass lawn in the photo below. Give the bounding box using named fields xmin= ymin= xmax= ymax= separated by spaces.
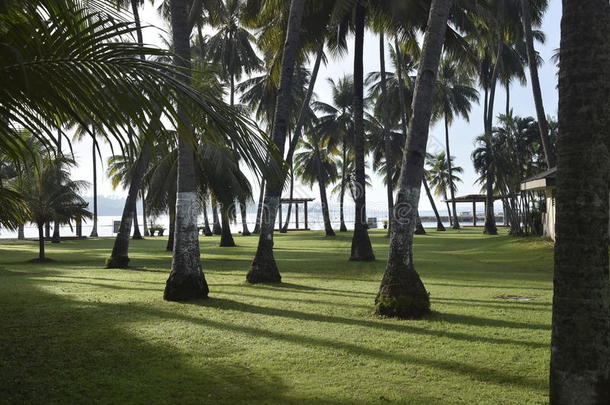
xmin=0 ymin=228 xmax=554 ymax=405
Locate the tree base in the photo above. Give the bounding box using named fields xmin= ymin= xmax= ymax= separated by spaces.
xmin=340 ymin=223 xmax=347 ymax=232
xmin=132 ymin=235 xmax=144 ymax=240
xmin=375 ymin=292 xmax=430 ymax=319
xmin=51 ymin=238 xmax=60 ymax=244
xmin=349 ymin=229 xmax=375 ymax=261
xmin=326 ymin=229 xmax=336 ymax=237
xmin=452 ymin=224 xmax=460 ymax=230
xmin=203 ymin=231 xmax=213 ymax=237
xmin=436 ymin=223 xmax=446 ymax=231
xmin=415 ymin=227 xmax=426 ymax=235
xmin=106 ymin=255 xmax=130 ymax=269
xmin=279 ymin=228 xmax=288 ymax=234
xmin=29 ymin=257 xmax=55 ymax=263
xmin=164 ymin=271 xmax=209 ymax=301
xmin=247 ymin=251 xmax=282 ymax=284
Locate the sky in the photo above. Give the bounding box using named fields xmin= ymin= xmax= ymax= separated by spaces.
xmin=67 ymin=0 xmax=562 ymax=214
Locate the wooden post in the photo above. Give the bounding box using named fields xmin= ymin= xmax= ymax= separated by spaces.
xmin=304 ymin=201 xmax=309 ymax=230
xmin=473 ymin=201 xmax=477 ymax=227
xmin=295 ymin=202 xmax=299 ymax=229
xmin=279 ymin=201 xmax=282 ymax=231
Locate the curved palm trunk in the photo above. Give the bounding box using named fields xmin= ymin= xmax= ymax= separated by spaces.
xmin=520 ymin=0 xmax=555 ymax=168
xmin=247 ymin=0 xmax=306 ymax=284
xmin=376 ymin=0 xmax=453 ymax=318
xmin=164 ymin=0 xmax=208 ymax=301
xmin=444 ymin=112 xmax=459 ymax=229
xmin=219 ymin=204 xmax=236 ymax=247
xmin=212 ymin=202 xmax=222 ymax=235
xmin=132 ymin=204 xmax=143 ymax=239
xmin=318 ymin=179 xmax=335 ymax=237
xmin=240 ymin=200 xmax=251 ymax=236
xmin=423 ymin=177 xmax=445 ymax=231
xmin=379 ymin=32 xmax=394 ymax=236
xmin=550 ymin=1 xmax=610 ymax=402
xmin=252 ymin=181 xmax=265 ymax=234
xmin=90 ymin=136 xmax=98 ymax=237
xmin=339 ymin=142 xmax=348 ymax=232
xmin=201 ymin=201 xmax=213 ymax=236
xmin=37 ymin=223 xmax=45 ymax=260
xmin=282 ymin=40 xmax=325 ymax=233
xmin=349 ymin=2 xmax=375 ymax=262
xmin=142 ymin=192 xmax=149 ymax=237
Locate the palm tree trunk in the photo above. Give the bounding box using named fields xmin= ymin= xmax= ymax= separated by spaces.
xmin=18 ymin=224 xmax=25 ymax=240
xmin=375 ymin=0 xmax=453 ymax=318
xmin=505 ymin=81 xmax=510 ymax=117
xmin=90 ymin=135 xmax=98 ymax=237
xmin=142 ymin=191 xmax=149 ymax=237
xmin=379 ymin=32 xmax=394 ymax=236
xmin=550 ymin=1 xmax=610 ymax=402
xmin=318 ymin=179 xmax=335 ymax=237
xmin=339 ymin=142 xmax=348 ymax=232
xmin=220 ymin=204 xmax=236 ymax=247
xmin=350 ymin=2 xmax=375 ymax=262
xmin=212 ymin=201 xmax=222 ymax=235
xmin=247 ymin=0 xmax=306 ymax=284
xmin=415 ymin=214 xmax=426 ymax=235
xmin=132 ymin=204 xmax=143 ymax=239
xmin=201 ymin=200 xmax=213 ymax=236
xmin=45 ymin=222 xmax=50 ymax=240
xmin=240 ymin=200 xmax=251 ymax=236
xmin=445 ymin=200 xmax=453 ymax=224
xmin=520 ymin=0 xmax=555 ymax=168
xmin=253 ymin=180 xmax=265 ymax=234
xmin=37 ymin=223 xmax=45 ymax=260
xmin=444 ymin=111 xmax=460 ymax=229
xmin=164 ymin=0 xmax=208 ymax=301
xmin=423 ymin=177 xmax=445 ymax=231
xmin=282 ymin=40 xmax=325 ymax=233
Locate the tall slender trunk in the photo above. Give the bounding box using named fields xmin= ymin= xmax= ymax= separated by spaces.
xmin=220 ymin=204 xmax=236 ymax=247
xmin=505 ymin=81 xmax=510 ymax=117
xmin=483 ymin=35 xmax=501 ymax=236
xmin=253 ymin=180 xmax=265 ymax=234
xmin=132 ymin=204 xmax=143 ymax=239
xmin=379 ymin=32 xmax=394 ymax=236
xmin=240 ymin=200 xmax=250 ymax=236
xmin=339 ymin=141 xmax=348 ymax=232
xmin=247 ymin=0 xmax=306 ymax=284
xmin=318 ymin=178 xmax=335 ymax=237
xmin=550 ymin=1 xmax=610 ymax=402
xmin=350 ymin=2 xmax=375 ymax=262
xmin=18 ymin=224 xmax=25 ymax=240
xmin=201 ymin=199 xmax=213 ymax=236
xmin=90 ymin=134 xmax=98 ymax=237
xmin=45 ymin=222 xmax=50 ymax=240
xmin=444 ymin=111 xmax=459 ymax=229
xmin=142 ymin=190 xmax=149 ymax=237
xmin=52 ymin=127 xmax=62 ymax=243
xmin=423 ymin=177 xmax=445 ymax=231
xmin=212 ymin=201 xmax=222 ymax=235
xmin=38 ymin=223 xmax=45 ymax=260
xmin=282 ymin=40 xmax=325 ymax=233
xmin=164 ymin=0 xmax=208 ymax=301
xmin=106 ymin=0 xmax=152 ymax=267
xmin=375 ymin=0 xmax=453 ymax=318
xmin=520 ymin=0 xmax=555 ymax=168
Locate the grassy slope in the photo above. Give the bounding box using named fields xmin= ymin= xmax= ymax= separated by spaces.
xmin=0 ymin=229 xmax=553 ymax=405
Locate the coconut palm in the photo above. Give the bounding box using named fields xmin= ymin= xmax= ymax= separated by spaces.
xmin=426 ymin=151 xmax=463 ymax=224
xmin=15 ymin=150 xmax=91 ymax=261
xmin=433 ymin=56 xmax=479 ymax=229
xmin=294 ymin=127 xmax=338 ymax=237
xmin=246 ymin=0 xmax=307 ymax=284
xmin=314 ymin=75 xmax=356 ymax=232
xmin=375 ymin=0 xmax=454 ymax=318
xmin=551 ymin=1 xmax=610 ymax=401
xmin=107 ymin=151 xmax=145 ymax=240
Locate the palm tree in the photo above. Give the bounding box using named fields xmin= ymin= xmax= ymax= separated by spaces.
xmin=550 ymin=1 xmax=610 ymax=402
xmin=107 ymin=152 xmax=145 ymax=240
xmin=433 ymin=57 xmax=479 ymax=229
xmin=16 ymin=151 xmax=91 ymax=261
xmin=294 ymin=128 xmax=338 ymax=237
xmin=314 ymin=76 xmax=356 ymax=232
xmin=471 ymin=133 xmax=498 ymax=235
xmin=519 ymin=0 xmax=555 ymax=168
xmin=375 ymin=0 xmax=454 ymax=318
xmin=247 ymin=0 xmax=307 ymax=284
xmin=426 ymin=152 xmax=462 ymax=224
